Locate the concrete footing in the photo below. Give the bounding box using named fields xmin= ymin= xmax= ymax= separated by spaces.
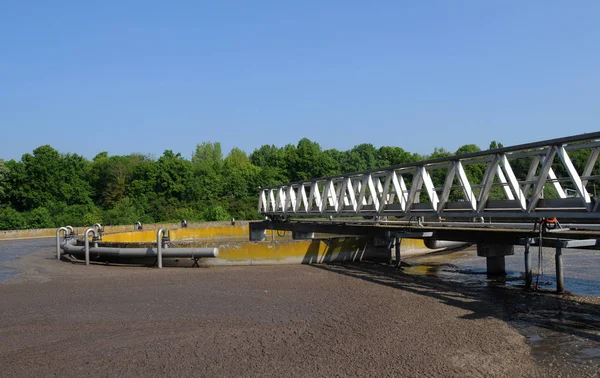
xmin=477 ymin=243 xmax=514 ymax=276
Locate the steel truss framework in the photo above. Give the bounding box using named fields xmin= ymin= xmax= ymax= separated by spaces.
xmin=258 ymin=132 xmax=600 ymax=220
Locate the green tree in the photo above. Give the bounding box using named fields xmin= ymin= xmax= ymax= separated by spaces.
xmin=155 ymin=150 xmax=193 ymax=202
xmin=190 ymin=142 xmax=224 ymax=203
xmin=341 ymin=143 xmax=379 ymax=172
xmin=25 ymin=207 xmax=54 ymax=229
xmin=0 ymin=159 xmax=8 ymax=198
xmin=377 ymin=146 xmax=416 ymax=167
xmin=202 ymin=205 xmax=230 ymax=221
xmin=0 ymin=207 xmax=26 ymax=230
xmin=285 ymin=138 xmax=335 ymax=181
xmin=489 ymin=141 xmax=504 ymax=150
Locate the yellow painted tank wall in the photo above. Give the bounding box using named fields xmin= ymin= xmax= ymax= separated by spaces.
xmin=101 ymin=224 xmax=250 ymax=243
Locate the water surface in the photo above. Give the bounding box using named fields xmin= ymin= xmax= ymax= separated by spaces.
xmin=0 ymin=238 xmax=54 ymax=282
xmin=405 ymin=245 xmax=600 ymax=297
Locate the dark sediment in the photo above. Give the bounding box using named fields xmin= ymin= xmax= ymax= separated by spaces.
xmin=0 ymin=248 xmax=598 ymax=377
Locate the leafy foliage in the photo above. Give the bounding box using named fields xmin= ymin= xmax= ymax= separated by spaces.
xmin=2 ymin=138 xmax=585 ymax=230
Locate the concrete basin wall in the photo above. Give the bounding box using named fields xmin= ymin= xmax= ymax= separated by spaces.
xmin=44 ymin=222 xmax=440 ymax=266
xmin=92 ymin=223 xmax=435 ymax=266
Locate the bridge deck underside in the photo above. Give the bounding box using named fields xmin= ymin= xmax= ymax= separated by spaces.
xmin=251 ymin=221 xmax=600 ymax=247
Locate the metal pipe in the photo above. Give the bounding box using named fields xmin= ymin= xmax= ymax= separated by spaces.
xmin=66 ymin=226 xmax=74 ymax=237
xmin=395 ymin=238 xmax=402 ymax=270
xmin=556 ymin=246 xmax=564 ymax=293
xmin=134 ymin=221 xmax=142 ymax=231
xmin=524 ymin=241 xmax=532 ymax=289
xmin=84 ymin=228 xmax=98 ymax=266
xmin=93 ymin=223 xmax=103 ymax=234
xmin=61 ymin=238 xmax=218 ymax=259
xmin=55 ymin=227 xmax=69 ymax=260
xmin=385 ymin=232 xmax=393 ymax=265
xmin=423 ymin=239 xmax=468 ymax=249
xmin=157 ymin=228 xmax=166 ymax=268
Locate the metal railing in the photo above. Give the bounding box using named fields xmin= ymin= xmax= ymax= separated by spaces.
xmin=258 ymin=132 xmax=600 ymax=220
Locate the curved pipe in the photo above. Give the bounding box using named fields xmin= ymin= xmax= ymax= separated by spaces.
xmin=157 ymin=228 xmax=166 ymax=269
xmin=84 ymin=228 xmax=99 ymax=266
xmin=424 ymin=239 xmax=469 ymax=250
xmin=134 ymin=221 xmax=142 ymax=231
xmin=66 ymin=226 xmax=74 ymax=237
xmin=61 ymin=238 xmax=218 ymax=259
xmin=93 ymin=223 xmax=103 ymax=234
xmin=55 ymin=227 xmax=69 ymax=260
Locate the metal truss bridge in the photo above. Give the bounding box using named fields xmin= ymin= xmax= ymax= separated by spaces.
xmin=258 ymin=132 xmax=600 ymax=221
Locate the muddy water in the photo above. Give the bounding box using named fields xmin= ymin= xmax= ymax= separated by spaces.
xmin=404 ymin=246 xmax=600 ymax=371
xmin=404 ymin=245 xmax=600 ymax=296
xmin=0 ymin=238 xmax=54 ymax=282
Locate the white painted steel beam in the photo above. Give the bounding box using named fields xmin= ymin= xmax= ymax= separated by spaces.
xmin=259 ymin=133 xmax=600 ymax=220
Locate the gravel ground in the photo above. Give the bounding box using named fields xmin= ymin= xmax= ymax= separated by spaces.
xmin=0 ymin=248 xmax=597 ymax=377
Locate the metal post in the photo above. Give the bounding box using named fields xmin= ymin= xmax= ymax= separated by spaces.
xmin=555 ymin=246 xmax=564 ymax=293
xmin=55 ymin=227 xmax=69 ymax=260
xmin=524 ymin=241 xmax=532 ymax=289
xmin=395 ymin=237 xmax=402 ymax=270
xmin=84 ymin=228 xmax=98 ymax=266
xmin=157 ymin=228 xmax=166 ymax=269
xmin=386 ymin=232 xmax=393 ymax=265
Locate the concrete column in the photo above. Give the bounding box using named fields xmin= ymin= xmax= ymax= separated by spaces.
xmin=477 ymin=243 xmax=514 ymax=276
xmin=486 ymin=256 xmax=506 ymax=276
xmin=250 ymin=228 xmax=267 ymax=241
xmin=556 ymin=246 xmax=564 ymax=293
xmin=292 ymin=231 xmax=314 ymax=240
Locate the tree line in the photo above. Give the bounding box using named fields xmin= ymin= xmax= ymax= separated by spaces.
xmin=0 ymin=138 xmax=595 ymax=230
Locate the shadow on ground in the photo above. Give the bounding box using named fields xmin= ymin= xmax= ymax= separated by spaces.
xmin=310 ymin=261 xmax=600 ymax=347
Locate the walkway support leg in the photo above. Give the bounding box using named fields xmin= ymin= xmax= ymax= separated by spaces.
xmin=395 ymin=238 xmax=402 ymax=270
xmin=386 ymin=232 xmax=393 ymax=265
xmin=556 ymin=246 xmax=564 ymax=293
xmin=524 ymin=242 xmax=532 ymax=289
xmin=477 ymin=243 xmax=514 ymax=276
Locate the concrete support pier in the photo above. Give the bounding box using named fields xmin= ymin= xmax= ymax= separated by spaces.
xmin=477 ymin=243 xmax=515 ymax=276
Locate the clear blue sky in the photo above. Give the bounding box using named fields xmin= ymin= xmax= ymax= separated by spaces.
xmin=1 ymin=0 xmax=599 ymax=161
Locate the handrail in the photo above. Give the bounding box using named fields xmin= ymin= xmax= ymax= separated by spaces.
xmin=258 ymin=133 xmax=600 ymax=219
